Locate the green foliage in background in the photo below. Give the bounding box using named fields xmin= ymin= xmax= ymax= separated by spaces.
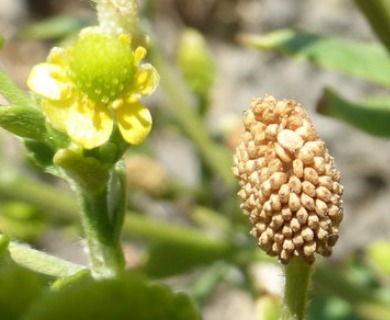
xmin=1 ymin=0 xmax=390 ymax=319
xmin=241 ymin=2 xmax=390 ymax=137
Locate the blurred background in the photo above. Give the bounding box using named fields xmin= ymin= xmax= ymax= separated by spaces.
xmin=1 ymin=0 xmax=390 ymax=319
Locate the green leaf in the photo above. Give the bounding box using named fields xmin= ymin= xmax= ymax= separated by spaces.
xmin=240 ymin=29 xmax=390 ymax=87
xmin=21 ymin=16 xmax=87 ymax=40
xmin=0 ymin=33 xmax=4 ymax=51
xmin=0 ymin=105 xmax=47 ymax=141
xmin=354 ymin=0 xmax=390 ymax=54
xmin=23 ymin=139 xmax=58 ymax=175
xmin=24 ymin=273 xmax=200 ymax=320
xmin=317 ymin=88 xmax=390 ymax=137
xmin=144 ymin=240 xmax=231 ymax=278
xmin=190 ymin=262 xmax=228 ymax=307
xmin=0 ymin=68 xmax=35 ymax=109
xmin=8 ymin=240 xmax=86 ymax=278
xmin=0 ymin=238 xmax=44 ymax=320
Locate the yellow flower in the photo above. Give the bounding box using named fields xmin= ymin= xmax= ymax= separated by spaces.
xmin=27 ymin=28 xmax=159 ymax=150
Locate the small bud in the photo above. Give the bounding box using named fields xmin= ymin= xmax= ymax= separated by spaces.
xmin=95 ymin=0 xmax=139 ymax=36
xmin=177 ymin=28 xmax=216 ymax=97
xmin=54 ymin=149 xmax=109 ymax=193
xmin=233 ymin=95 xmax=343 ymax=264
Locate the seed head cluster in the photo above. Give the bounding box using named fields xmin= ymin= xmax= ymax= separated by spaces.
xmin=232 ymin=95 xmax=343 ymax=264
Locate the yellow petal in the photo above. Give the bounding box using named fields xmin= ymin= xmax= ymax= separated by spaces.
xmin=126 ymin=63 xmax=160 ymax=103
xmin=41 ymin=98 xmax=72 ymax=132
xmin=27 ymin=63 xmax=72 ymax=100
xmin=116 ymin=102 xmax=152 ymax=145
xmin=66 ymin=98 xmax=113 ymax=149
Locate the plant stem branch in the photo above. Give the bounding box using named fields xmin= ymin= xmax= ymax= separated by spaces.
xmin=282 ymin=258 xmax=313 ymax=320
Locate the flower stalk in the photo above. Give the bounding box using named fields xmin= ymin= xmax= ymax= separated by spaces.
xmin=72 ymin=160 xmax=127 ymax=279
xmin=77 ymin=187 xmax=124 ymax=278
xmin=282 ymin=258 xmax=313 ymax=320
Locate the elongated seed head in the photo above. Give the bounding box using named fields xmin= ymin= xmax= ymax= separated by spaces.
xmin=233 ymin=95 xmax=343 ymax=264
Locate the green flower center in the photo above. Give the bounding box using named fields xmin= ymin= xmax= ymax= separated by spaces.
xmin=69 ymin=33 xmax=135 ymax=104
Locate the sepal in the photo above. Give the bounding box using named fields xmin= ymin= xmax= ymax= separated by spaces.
xmin=54 ymin=149 xmax=110 ymax=193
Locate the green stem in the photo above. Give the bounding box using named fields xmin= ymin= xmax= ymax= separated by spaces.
xmin=149 ymin=47 xmax=235 ymax=189
xmin=0 ymin=175 xmax=78 ymax=221
xmin=282 ymin=258 xmax=313 ymax=320
xmin=76 ymin=184 xmax=125 ymax=279
xmin=124 ymin=211 xmax=230 ymax=253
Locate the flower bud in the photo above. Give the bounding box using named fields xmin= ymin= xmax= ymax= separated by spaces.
xmin=54 ymin=149 xmax=109 ymax=193
xmin=177 ymin=28 xmax=216 ymax=97
xmin=95 ymin=0 xmax=139 ymax=36
xmin=233 ymin=95 xmax=343 ymax=264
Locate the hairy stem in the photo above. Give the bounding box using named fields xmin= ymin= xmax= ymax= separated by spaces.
xmin=282 ymin=258 xmax=313 ymax=320
xmin=76 ymin=184 xmax=125 ymax=279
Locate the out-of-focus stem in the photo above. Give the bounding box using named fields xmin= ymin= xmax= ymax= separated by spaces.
xmin=149 ymin=47 xmax=235 ymax=189
xmin=0 ymin=175 xmax=78 ymax=220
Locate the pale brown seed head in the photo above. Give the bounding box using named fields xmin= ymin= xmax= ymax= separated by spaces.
xmin=233 ymin=95 xmax=343 ymax=264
